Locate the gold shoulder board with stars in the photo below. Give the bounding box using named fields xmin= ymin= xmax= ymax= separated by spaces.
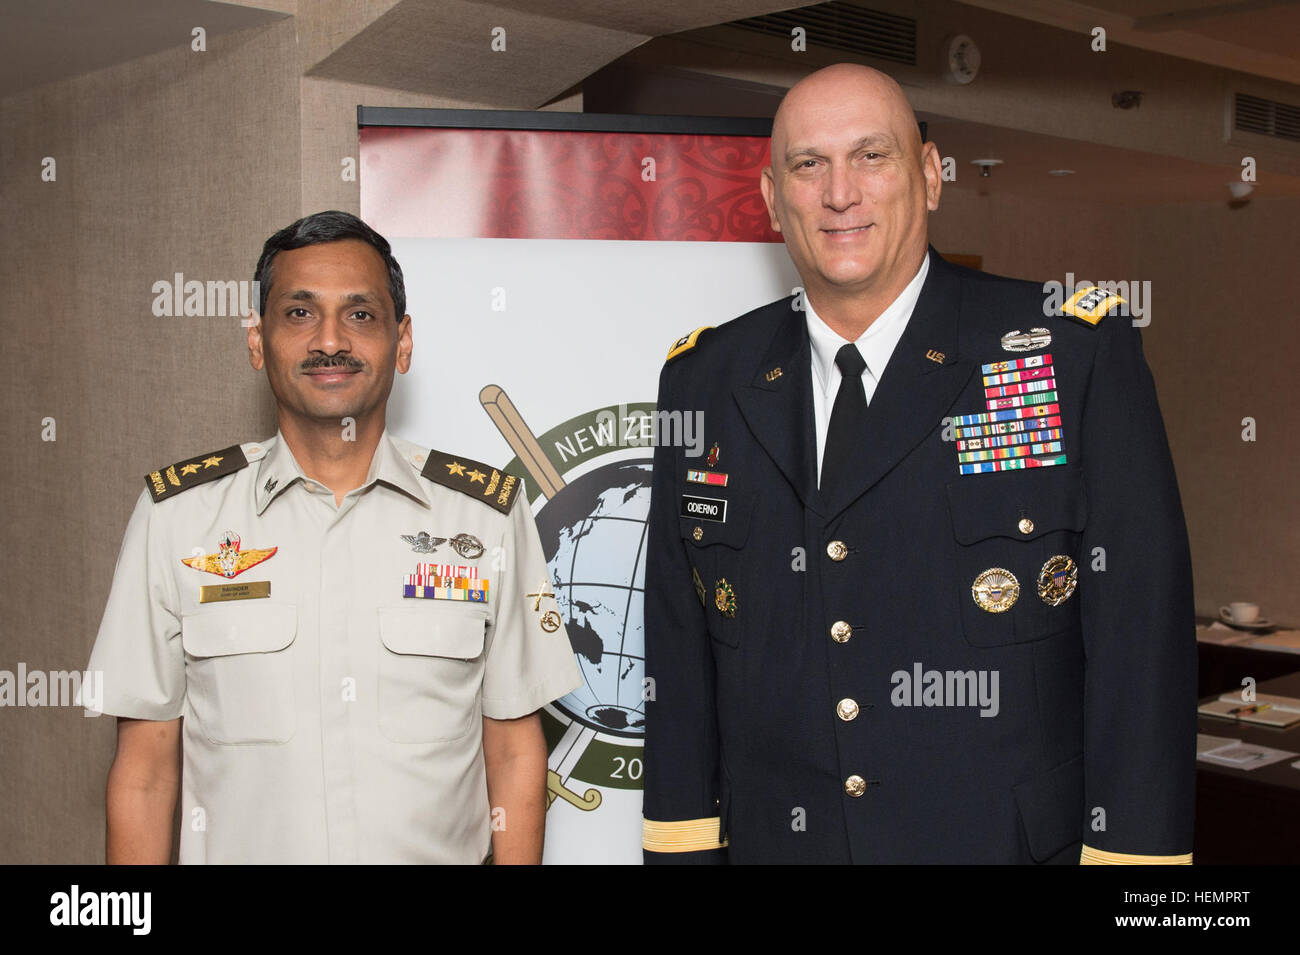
xmin=144 ymin=445 xmax=249 ymax=503
xmin=665 ymin=326 xmax=714 ymax=363
xmin=1061 ymin=285 xmax=1126 ymax=326
xmin=421 ymin=450 xmax=522 ymax=514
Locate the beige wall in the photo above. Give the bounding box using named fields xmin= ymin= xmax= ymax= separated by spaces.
xmin=1127 ymin=198 xmax=1300 ymax=624
xmin=2 ymin=2 xmax=1297 ymax=864
xmin=0 ymin=14 xmax=480 ymax=865
xmin=1 ymin=19 xmax=297 ymax=865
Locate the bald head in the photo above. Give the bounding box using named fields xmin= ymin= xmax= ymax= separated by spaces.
xmin=759 ymin=63 xmax=941 ymax=333
xmin=771 ymin=64 xmax=923 ymax=174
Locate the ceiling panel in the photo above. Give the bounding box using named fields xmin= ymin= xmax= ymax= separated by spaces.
xmin=0 ymin=0 xmax=288 ymax=98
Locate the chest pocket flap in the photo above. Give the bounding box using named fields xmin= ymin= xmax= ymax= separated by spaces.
xmin=379 ymin=605 xmax=486 ymax=659
xmin=946 ymin=466 xmax=1087 ymax=544
xmin=944 ymin=466 xmax=1088 ymax=648
xmin=181 ymin=603 xmax=296 ymax=657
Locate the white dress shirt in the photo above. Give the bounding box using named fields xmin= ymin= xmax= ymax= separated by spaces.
xmin=807 ymin=254 xmax=930 ymax=485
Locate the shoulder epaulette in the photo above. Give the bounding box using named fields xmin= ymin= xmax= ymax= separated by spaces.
xmin=421 ymin=450 xmax=521 ymax=514
xmin=1061 ymin=286 xmax=1125 ymax=327
xmin=666 ymin=326 xmax=714 ymax=362
xmin=145 ymin=445 xmax=249 ymax=503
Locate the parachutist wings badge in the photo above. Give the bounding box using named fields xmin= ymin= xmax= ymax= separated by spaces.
xmin=402 ymin=532 xmax=447 ymax=553
xmin=182 ymin=530 xmax=277 ymax=579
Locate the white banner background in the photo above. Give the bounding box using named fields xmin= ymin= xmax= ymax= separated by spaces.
xmin=363 ymin=113 xmax=799 ymax=862
xmin=388 ymin=237 xmax=797 ymax=863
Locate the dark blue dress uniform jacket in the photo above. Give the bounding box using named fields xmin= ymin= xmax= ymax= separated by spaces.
xmin=641 ymin=248 xmax=1196 ymax=864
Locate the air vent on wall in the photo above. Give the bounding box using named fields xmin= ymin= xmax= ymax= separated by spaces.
xmin=731 ymin=2 xmax=917 ymax=67
xmin=1234 ymin=93 xmax=1300 ymax=142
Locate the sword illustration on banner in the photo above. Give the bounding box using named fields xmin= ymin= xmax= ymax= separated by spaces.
xmin=479 ymin=383 xmax=603 ymax=814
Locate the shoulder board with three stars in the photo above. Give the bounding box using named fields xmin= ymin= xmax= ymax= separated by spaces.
xmin=144 ymin=445 xmax=249 ymax=503
xmin=421 ymin=450 xmax=521 ymax=514
xmin=666 ymin=326 xmax=714 ymax=363
xmin=1060 ymin=285 xmax=1126 ymax=327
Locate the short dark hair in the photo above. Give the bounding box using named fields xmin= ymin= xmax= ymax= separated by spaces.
xmin=254 ymin=210 xmax=406 ymax=320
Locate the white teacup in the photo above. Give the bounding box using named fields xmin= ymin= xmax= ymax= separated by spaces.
xmin=1221 ymin=602 xmax=1260 ymax=624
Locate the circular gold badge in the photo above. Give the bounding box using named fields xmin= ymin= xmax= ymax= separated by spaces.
xmin=540 ymin=610 xmax=561 ymax=633
xmin=714 ymin=579 xmax=736 ymax=618
xmin=972 ymin=567 xmax=1020 ymax=613
xmin=1037 ymin=555 xmax=1078 ymax=606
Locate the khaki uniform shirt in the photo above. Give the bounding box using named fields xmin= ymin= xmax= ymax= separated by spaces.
xmin=87 ymin=430 xmax=581 ymax=863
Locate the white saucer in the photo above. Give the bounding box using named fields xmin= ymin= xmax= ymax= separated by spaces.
xmin=1218 ymin=613 xmax=1274 ymax=631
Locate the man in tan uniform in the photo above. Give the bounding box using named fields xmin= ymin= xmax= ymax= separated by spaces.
xmin=87 ymin=211 xmax=580 ymax=864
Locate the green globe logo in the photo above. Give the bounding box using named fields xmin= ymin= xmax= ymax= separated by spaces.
xmin=537 ymin=459 xmax=650 ymax=738
xmin=483 ymin=388 xmax=657 ymax=811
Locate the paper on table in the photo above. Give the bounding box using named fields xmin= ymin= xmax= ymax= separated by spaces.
xmin=1199 ymin=698 xmax=1300 ymax=727
xmin=1215 ymin=691 xmax=1300 ymax=712
xmin=1196 ymin=624 xmax=1257 ymax=645
xmin=1197 ymin=733 xmax=1238 ymax=755
xmin=1198 ymin=740 xmax=1297 ymax=770
xmin=1247 ymin=630 xmax=1300 ymax=654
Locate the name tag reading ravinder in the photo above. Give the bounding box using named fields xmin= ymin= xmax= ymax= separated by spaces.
xmin=200 ymin=581 xmax=271 ymax=603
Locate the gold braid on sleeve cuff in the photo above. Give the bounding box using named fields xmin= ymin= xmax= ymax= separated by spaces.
xmin=1080 ymin=844 xmax=1192 ymax=865
xmin=642 ymin=817 xmax=728 ymax=853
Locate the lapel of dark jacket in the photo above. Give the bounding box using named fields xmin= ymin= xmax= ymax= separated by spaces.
xmin=820 ymin=247 xmax=977 ymax=522
xmin=733 ymin=300 xmax=821 ymax=513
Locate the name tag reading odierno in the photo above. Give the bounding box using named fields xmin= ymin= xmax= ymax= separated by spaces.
xmin=199 ymin=581 xmax=271 ymax=603
xmin=680 ymin=494 xmax=727 ymax=523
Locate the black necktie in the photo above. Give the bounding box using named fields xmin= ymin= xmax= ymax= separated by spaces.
xmin=822 ymin=343 xmax=867 ymax=496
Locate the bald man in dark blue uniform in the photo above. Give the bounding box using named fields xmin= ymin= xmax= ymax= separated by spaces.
xmin=640 ymin=65 xmax=1196 ymax=864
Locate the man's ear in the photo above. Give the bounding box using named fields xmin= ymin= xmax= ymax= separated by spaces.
xmin=760 ymin=166 xmax=782 ymax=234
xmin=247 ymin=313 xmax=265 ymax=371
xmin=395 ymin=314 xmax=413 ymax=374
xmin=921 ymin=142 xmax=943 ymax=212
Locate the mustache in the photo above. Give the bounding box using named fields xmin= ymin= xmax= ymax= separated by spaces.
xmin=300 ymin=354 xmax=364 ymax=371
